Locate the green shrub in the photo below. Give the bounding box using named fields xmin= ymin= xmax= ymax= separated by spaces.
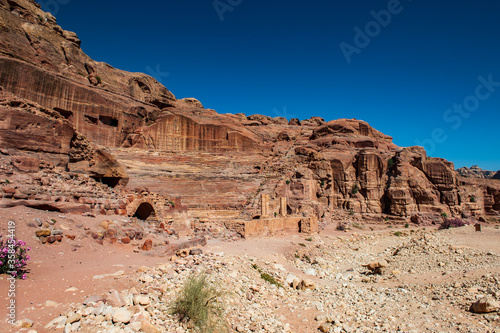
xmin=404 ymin=223 xmax=409 ymax=228
xmin=336 ymin=223 xmax=347 ymax=231
xmin=0 ymin=238 xmax=31 ymax=280
xmin=470 ymin=196 xmax=476 ymax=203
xmin=320 ymin=180 xmax=325 ymax=186
xmin=170 ymin=274 xmax=227 ymax=332
xmin=393 ymin=231 xmax=403 ymax=237
xmin=388 ymin=158 xmax=395 ymax=169
xmin=285 ymin=180 xmax=290 ymax=185
xmin=305 ymin=237 xmax=313 ymax=242
xmin=260 ymin=272 xmax=283 ymax=288
xmin=352 ymin=184 xmax=359 ymax=194
xmin=439 ymin=218 xmax=468 ymax=230
xmin=251 ymin=264 xmax=282 ymax=288
xmin=441 ymin=212 xmax=448 ymax=219
xmin=352 ymin=222 xmax=364 ymax=229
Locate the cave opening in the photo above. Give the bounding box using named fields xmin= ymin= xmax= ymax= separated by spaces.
xmin=133 ymin=202 xmax=157 ymax=221
xmin=93 ymin=177 xmax=122 ymax=188
xmin=99 ymin=115 xmax=119 ymax=127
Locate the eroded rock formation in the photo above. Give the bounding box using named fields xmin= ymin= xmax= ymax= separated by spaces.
xmin=0 ymin=0 xmax=498 ymax=227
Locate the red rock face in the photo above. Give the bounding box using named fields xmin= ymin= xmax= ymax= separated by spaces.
xmin=0 ymin=0 xmax=498 ymax=222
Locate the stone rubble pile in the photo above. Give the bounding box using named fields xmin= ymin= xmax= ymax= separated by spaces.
xmin=34 ymin=227 xmax=500 ymax=333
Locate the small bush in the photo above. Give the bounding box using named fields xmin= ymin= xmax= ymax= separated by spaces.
xmin=260 ymin=272 xmax=283 ymax=288
xmin=305 ymin=237 xmax=313 ymax=242
xmin=336 ymin=223 xmax=347 ymax=231
xmin=352 ymin=184 xmax=359 ymax=195
xmin=393 ymin=231 xmax=403 ymax=237
xmin=388 ymin=157 xmax=395 ymax=169
xmin=349 ymin=209 xmax=355 ymax=216
xmin=320 ymin=180 xmax=325 ymax=186
xmin=352 ymin=222 xmax=364 ymax=229
xmin=439 ymin=218 xmax=468 ymax=230
xmin=251 ymin=264 xmax=282 ymax=288
xmin=470 ymin=196 xmax=476 ymax=203
xmin=285 ymin=180 xmax=290 ymax=185
xmin=404 ymin=223 xmax=409 ymax=228
xmin=0 ymin=237 xmax=31 ymax=280
xmin=170 ymin=274 xmax=227 ymax=332
xmin=441 ymin=212 xmax=448 ymax=219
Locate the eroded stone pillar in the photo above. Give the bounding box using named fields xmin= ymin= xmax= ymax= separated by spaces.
xmin=280 ymin=197 xmax=287 ymax=217
xmin=261 ymin=194 xmax=270 ymax=217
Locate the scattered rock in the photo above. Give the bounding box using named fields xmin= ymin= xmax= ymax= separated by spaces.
xmin=112 ymin=308 xmax=132 ymax=324
xmin=470 ymin=295 xmax=500 ymax=313
xmin=141 ymin=239 xmax=153 ymax=251
xmin=35 ymin=229 xmax=51 ymax=237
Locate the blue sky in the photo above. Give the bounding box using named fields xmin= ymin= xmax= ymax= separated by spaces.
xmin=41 ymin=0 xmax=500 ymax=170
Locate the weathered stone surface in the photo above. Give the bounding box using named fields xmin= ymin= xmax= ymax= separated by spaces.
xmin=470 ymin=296 xmax=500 ymax=313
xmin=0 ymin=0 xmax=498 ymax=229
xmin=112 ymin=308 xmax=132 ymax=324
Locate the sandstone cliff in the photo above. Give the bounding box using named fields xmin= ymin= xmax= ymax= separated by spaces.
xmin=457 ymin=166 xmax=498 ymax=179
xmin=0 ymin=0 xmax=499 ymax=224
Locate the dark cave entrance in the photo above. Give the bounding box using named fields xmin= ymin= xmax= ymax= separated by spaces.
xmin=133 ymin=202 xmax=157 ymax=221
xmin=93 ymin=177 xmax=122 ymax=189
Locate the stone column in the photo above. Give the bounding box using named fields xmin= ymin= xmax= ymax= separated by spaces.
xmin=261 ymin=194 xmax=270 ymax=217
xmin=280 ymin=197 xmax=287 ymax=217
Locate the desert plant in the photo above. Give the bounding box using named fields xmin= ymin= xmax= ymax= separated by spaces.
xmin=260 ymin=272 xmax=283 ymax=288
xmin=349 ymin=208 xmax=355 ymax=216
xmin=470 ymin=196 xmax=476 ymax=203
xmin=285 ymin=180 xmax=290 ymax=185
xmin=352 ymin=184 xmax=359 ymax=195
xmin=170 ymin=273 xmax=227 ymax=332
xmin=320 ymin=180 xmax=325 ymax=186
xmin=404 ymin=223 xmax=409 ymax=228
xmin=251 ymin=264 xmax=282 ymax=288
xmin=336 ymin=223 xmax=347 ymax=231
xmin=439 ymin=218 xmax=468 ymax=230
xmin=388 ymin=157 xmax=395 ymax=169
xmin=0 ymin=237 xmax=31 ymax=280
xmin=441 ymin=212 xmax=448 ymax=219
xmin=393 ymin=231 xmax=403 ymax=237
xmin=352 ymin=222 xmax=364 ymax=229
xmin=305 ymin=237 xmax=313 ymax=242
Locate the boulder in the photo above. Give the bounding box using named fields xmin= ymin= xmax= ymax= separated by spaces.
xmin=112 ymin=308 xmax=132 ymax=324
xmin=470 ymin=296 xmax=500 ymax=313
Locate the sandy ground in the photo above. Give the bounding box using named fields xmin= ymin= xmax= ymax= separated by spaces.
xmin=0 ymin=206 xmax=167 ymax=333
xmin=0 ymin=206 xmax=499 ymax=333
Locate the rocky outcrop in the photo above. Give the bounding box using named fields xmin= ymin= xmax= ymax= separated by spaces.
xmin=457 ymin=165 xmax=497 ymax=179
xmin=0 ymin=0 xmax=498 ymax=223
